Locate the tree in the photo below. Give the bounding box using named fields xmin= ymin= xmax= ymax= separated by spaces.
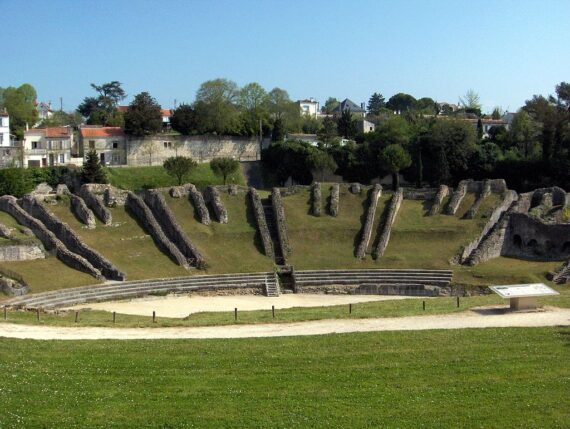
xmin=0 ymin=168 xmax=33 ymax=197
xmin=386 ymin=93 xmax=416 ymax=113
xmin=272 ymin=117 xmax=285 ymax=142
xmin=266 ymin=87 xmax=299 ymax=133
xmin=2 ymin=84 xmax=39 ymax=139
xmin=77 ymin=81 xmax=126 ymax=125
xmin=509 ymin=110 xmax=539 ymax=158
xmin=38 ymin=110 xmax=84 ymax=128
xmin=317 ymin=116 xmax=338 ymax=147
xmin=367 ymin=92 xmax=385 ymax=116
xmin=194 ymin=79 xmax=241 ymax=135
xmin=81 ymin=149 xmax=107 ymax=183
xmin=415 ymin=97 xmax=438 ymax=114
xmin=336 ymin=109 xmax=357 ymax=139
xmin=476 ymin=118 xmax=483 ymax=140
xmin=124 ymin=92 xmax=162 ymax=136
xmin=379 ymin=144 xmax=411 ymax=190
xmin=307 ymin=150 xmax=337 ymax=182
xmin=370 ymin=116 xmax=411 ymax=148
xmin=459 ymin=89 xmax=482 ymax=111
xmin=170 ymin=104 xmax=197 ymax=135
xmin=321 ymin=97 xmax=340 ymax=114
xmin=210 ymin=157 xmax=240 ymax=184
xmin=491 ymin=107 xmax=503 ymax=120
xmin=163 ymin=156 xmax=197 ymax=185
xmin=238 ymin=82 xmax=269 ymax=136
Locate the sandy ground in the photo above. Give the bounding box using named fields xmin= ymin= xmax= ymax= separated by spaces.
xmin=68 ymin=294 xmax=412 ymax=318
xmin=0 ymin=306 xmax=568 ymax=340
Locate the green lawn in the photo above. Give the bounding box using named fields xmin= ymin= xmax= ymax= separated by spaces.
xmin=106 ymin=163 xmax=244 ymax=191
xmin=164 ymin=191 xmax=274 ymax=274
xmin=0 ymin=327 xmax=568 ymax=428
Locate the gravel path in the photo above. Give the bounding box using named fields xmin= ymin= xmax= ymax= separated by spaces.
xmin=0 ymin=307 xmax=568 ymax=340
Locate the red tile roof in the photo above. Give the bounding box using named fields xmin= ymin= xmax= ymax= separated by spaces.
xmin=80 ymin=127 xmax=124 ymax=138
xmin=25 ymin=127 xmax=72 ymax=138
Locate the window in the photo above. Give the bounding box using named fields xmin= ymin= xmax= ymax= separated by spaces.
xmin=59 ymin=154 xmax=65 ymax=164
xmin=32 ymin=141 xmax=38 ymax=149
xmin=164 ymin=141 xmax=172 ymax=149
xmin=112 ymin=141 xmax=119 ymax=149
xmin=89 ymin=140 xmax=95 ymax=149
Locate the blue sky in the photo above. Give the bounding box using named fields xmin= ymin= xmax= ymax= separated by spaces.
xmin=3 ymin=0 xmax=569 ymax=113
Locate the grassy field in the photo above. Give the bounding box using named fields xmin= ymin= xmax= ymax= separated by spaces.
xmin=164 ymin=191 xmax=274 ymax=274
xmin=106 ymin=163 xmax=244 ymax=191
xmin=0 ymin=327 xmax=567 ymax=428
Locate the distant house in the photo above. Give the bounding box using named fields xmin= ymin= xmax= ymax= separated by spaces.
xmin=331 ymin=99 xmax=366 ymax=117
xmin=465 ymin=118 xmax=509 ymax=138
xmin=0 ymin=111 xmax=11 ymax=147
xmin=23 ymin=127 xmax=74 ymax=168
xmin=356 ymin=118 xmax=375 ymax=134
xmin=0 ymin=111 xmax=21 ymax=168
xmin=80 ymin=126 xmax=126 ymax=166
xmin=297 ymin=98 xmax=320 ymax=117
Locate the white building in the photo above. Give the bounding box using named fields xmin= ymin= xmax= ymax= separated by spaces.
xmin=0 ymin=111 xmax=11 ymax=147
xmin=80 ymin=126 xmax=126 ymax=165
xmin=298 ymin=98 xmax=320 ymax=117
xmin=23 ymin=127 xmax=74 ymax=168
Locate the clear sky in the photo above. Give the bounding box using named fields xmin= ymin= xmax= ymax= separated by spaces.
xmin=3 ymin=0 xmax=569 ymax=113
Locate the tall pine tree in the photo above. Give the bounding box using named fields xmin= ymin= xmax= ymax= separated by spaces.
xmin=82 ymin=149 xmax=107 ymax=183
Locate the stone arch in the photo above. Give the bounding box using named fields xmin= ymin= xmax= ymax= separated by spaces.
xmin=513 ymin=234 xmax=523 ymax=249
xmin=527 ymin=238 xmax=538 ymax=248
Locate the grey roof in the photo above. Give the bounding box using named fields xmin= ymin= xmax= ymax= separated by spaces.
xmin=332 ymin=99 xmax=365 ymax=113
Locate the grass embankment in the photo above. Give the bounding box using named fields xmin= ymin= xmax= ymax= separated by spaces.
xmin=106 ymin=163 xmax=244 ymax=191
xmin=3 ymin=286 xmax=569 ymax=328
xmin=0 ymin=328 xmax=568 ymax=428
xmin=164 ymin=191 xmax=273 ymax=274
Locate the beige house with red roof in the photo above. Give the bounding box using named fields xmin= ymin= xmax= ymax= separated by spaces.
xmin=23 ymin=127 xmax=74 ymax=168
xmin=79 ymin=126 xmax=126 ymax=166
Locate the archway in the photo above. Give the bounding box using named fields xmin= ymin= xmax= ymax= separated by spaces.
xmin=513 ymin=235 xmax=522 ymax=249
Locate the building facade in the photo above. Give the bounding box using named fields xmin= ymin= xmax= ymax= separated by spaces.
xmin=297 ymin=99 xmax=320 ymax=117
xmin=22 ymin=127 xmax=74 ymax=168
xmin=80 ymin=126 xmax=127 ymax=166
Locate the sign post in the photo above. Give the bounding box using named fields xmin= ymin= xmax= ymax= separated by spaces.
xmin=489 ymin=283 xmax=559 ymax=311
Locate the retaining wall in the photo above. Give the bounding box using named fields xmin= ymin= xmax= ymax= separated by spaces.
xmin=464 ymin=180 xmax=491 ymax=219
xmin=311 ymin=182 xmax=322 ymax=216
xmin=355 ymin=184 xmax=382 ymax=259
xmin=80 ymin=185 xmax=112 ymax=225
xmin=187 ymin=184 xmax=211 ymax=225
xmin=248 ymin=187 xmax=274 ymax=259
xmin=125 ymin=192 xmax=189 ymax=269
xmin=329 ymin=184 xmax=340 ymax=217
xmin=373 ymin=188 xmax=403 ymax=259
xmin=204 ymin=186 xmax=228 ymax=224
xmin=445 ymin=180 xmax=468 ymax=215
xmin=428 ymin=185 xmax=450 ymax=216
xmin=69 ymin=193 xmax=96 ymax=228
xmin=143 ymin=190 xmax=205 ymax=268
xmin=0 ymin=244 xmax=44 ymax=261
xmin=272 ymin=187 xmax=290 ymax=257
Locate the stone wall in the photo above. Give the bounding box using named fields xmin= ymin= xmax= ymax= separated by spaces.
xmin=248 ymin=187 xmax=274 ymax=259
xmin=204 ymin=186 xmax=228 ymax=224
xmin=502 ymin=213 xmax=570 ymax=261
xmin=402 ymin=188 xmax=438 ymax=200
xmin=0 ymin=222 xmax=13 ymax=238
xmin=459 ymin=190 xmax=518 ymax=265
xmin=550 ymin=259 xmax=570 ymax=284
xmin=445 ymin=180 xmax=468 ymax=215
xmin=428 ymin=185 xmax=450 ymax=216
xmin=272 ymin=187 xmax=291 ymax=257
xmin=464 ymin=178 xmax=507 ymax=194
xmin=125 ymin=135 xmax=260 ymax=166
xmin=0 ymin=277 xmax=30 ymax=296
xmin=311 ymin=182 xmax=322 ymax=216
xmin=69 ymin=193 xmax=96 ymax=229
xmin=80 ymin=185 xmax=112 ymax=225
xmin=329 ymin=184 xmax=340 ymax=217
xmin=373 ymin=188 xmax=403 ymax=259
xmin=0 ymin=244 xmax=44 ymax=261
xmin=0 ymin=196 xmax=103 ymax=279
xmin=214 ymin=184 xmax=249 ymax=195
xmin=355 ymin=184 xmax=382 ymax=259
xmin=19 ymin=196 xmax=125 ymax=280
xmin=187 ymin=184 xmax=211 ymax=225
xmin=125 ymin=192 xmax=189 ymax=268
xmin=530 ymin=186 xmax=567 ymax=208
xmin=464 ymin=180 xmax=491 ymax=219
xmin=143 ymin=190 xmax=205 ymax=268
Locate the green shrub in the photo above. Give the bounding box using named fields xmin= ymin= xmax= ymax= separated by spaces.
xmin=0 ymin=168 xmax=33 ymax=197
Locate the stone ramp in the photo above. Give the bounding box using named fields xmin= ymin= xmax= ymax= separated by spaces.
xmin=4 ymin=272 xmax=279 ymax=309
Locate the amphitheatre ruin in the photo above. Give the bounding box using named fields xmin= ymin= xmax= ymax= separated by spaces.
xmin=0 ymin=177 xmax=568 ymax=312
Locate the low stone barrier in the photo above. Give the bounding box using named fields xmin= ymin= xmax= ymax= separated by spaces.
xmin=0 ymin=244 xmax=44 ymax=261
xmin=248 ymin=187 xmax=274 ymax=259
xmin=143 ymin=190 xmax=205 ymax=268
xmin=445 ymin=180 xmax=468 ymax=215
xmin=69 ymin=193 xmax=96 ymax=229
xmin=355 ymin=184 xmax=382 ymax=259
xmin=0 ymin=277 xmax=30 ymax=296
xmin=329 ymin=184 xmax=340 ymax=217
xmin=402 ymin=188 xmax=438 ymax=200
xmin=0 ymin=222 xmax=13 ymax=238
xmin=459 ymin=190 xmax=518 ymax=265
xmin=349 ymin=183 xmax=361 ymax=194
xmin=204 ymin=186 xmax=228 ymax=224
xmin=311 ymin=182 xmax=322 ymax=216
xmin=186 ymin=184 xmax=210 ymax=225
xmin=428 ymin=185 xmax=449 ymax=216
xmin=19 ymin=196 xmax=125 ymax=281
xmin=272 ymin=187 xmax=290 ymax=257
xmin=464 ymin=180 xmax=491 ymax=219
xmin=531 ymin=186 xmax=567 ymax=208
xmin=550 ymin=259 xmax=570 ymax=284
xmin=373 ymin=188 xmax=403 ymax=259
xmin=215 ymin=184 xmax=249 ymax=195
xmin=80 ymin=185 xmax=112 ymax=225
xmin=125 ymin=192 xmax=189 ymax=269
xmin=0 ymin=196 xmax=103 ymax=279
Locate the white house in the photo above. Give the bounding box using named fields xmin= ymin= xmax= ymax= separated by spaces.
xmin=297 ymin=98 xmax=320 ymax=117
xmin=0 ymin=111 xmax=11 ymax=147
xmin=23 ymin=127 xmax=74 ymax=168
xmin=80 ymin=126 xmax=126 ymax=165
xmin=357 ymin=119 xmax=376 ymax=134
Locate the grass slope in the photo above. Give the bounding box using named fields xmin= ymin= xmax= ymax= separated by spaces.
xmin=164 ymin=191 xmax=273 ymax=274
xmin=106 ymin=163 xmax=244 ymax=191
xmin=0 ymin=328 xmax=568 ymax=428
